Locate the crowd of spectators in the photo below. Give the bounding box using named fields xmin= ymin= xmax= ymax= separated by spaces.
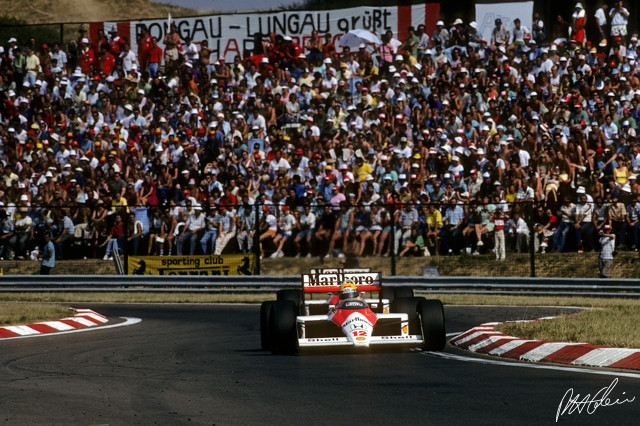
xmin=0 ymin=3 xmax=640 ymax=262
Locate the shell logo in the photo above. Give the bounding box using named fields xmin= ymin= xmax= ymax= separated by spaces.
xmin=356 ymin=336 xmax=367 ymax=341
xmin=402 ymin=325 xmax=408 ymax=334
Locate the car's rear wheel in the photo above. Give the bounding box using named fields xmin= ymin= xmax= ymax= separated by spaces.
xmin=418 ymin=299 xmax=446 ymax=351
xmin=381 ymin=286 xmax=413 ymax=307
xmin=393 ymin=296 xmax=423 ymax=334
xmin=277 ymin=289 xmax=304 ymax=314
xmin=270 ymin=300 xmax=298 ymax=355
xmin=394 ymin=286 xmax=414 ymax=299
xmin=260 ymin=301 xmax=276 ymax=351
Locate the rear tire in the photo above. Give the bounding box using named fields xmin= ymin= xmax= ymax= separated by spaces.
xmin=394 ymin=286 xmax=414 ymax=300
xmin=277 ymin=289 xmax=304 ymax=314
xmin=393 ymin=296 xmax=425 ymax=335
xmin=380 ymin=286 xmax=396 ymax=303
xmin=381 ymin=286 xmax=413 ymax=307
xmin=270 ymin=300 xmax=298 ymax=355
xmin=418 ymin=299 xmax=446 ymax=351
xmin=260 ymin=301 xmax=276 ymax=351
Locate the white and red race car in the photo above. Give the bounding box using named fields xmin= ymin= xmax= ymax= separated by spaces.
xmin=260 ymin=268 xmax=446 ymax=354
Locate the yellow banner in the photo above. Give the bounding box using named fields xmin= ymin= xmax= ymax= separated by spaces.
xmin=128 ymin=254 xmax=257 ymax=275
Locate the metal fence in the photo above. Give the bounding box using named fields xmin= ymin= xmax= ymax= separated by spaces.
xmin=0 ymin=275 xmax=639 ymax=298
xmin=1 ymin=200 xmax=639 ymax=278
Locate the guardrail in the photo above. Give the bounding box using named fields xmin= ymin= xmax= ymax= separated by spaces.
xmin=0 ymin=275 xmax=639 ymax=297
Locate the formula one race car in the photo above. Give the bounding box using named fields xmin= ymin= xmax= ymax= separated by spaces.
xmin=260 ymin=268 xmax=446 ymax=354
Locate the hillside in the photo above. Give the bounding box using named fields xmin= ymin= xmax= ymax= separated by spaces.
xmin=0 ymin=0 xmax=201 ymax=24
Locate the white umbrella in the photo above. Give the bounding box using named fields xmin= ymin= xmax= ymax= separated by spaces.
xmin=338 ymin=29 xmax=382 ymax=49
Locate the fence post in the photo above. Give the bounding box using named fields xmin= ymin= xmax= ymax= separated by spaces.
xmin=124 ymin=211 xmax=130 ymax=275
xmin=390 ymin=203 xmax=396 ymax=276
xmin=254 ymin=201 xmax=261 ymax=275
xmin=529 ymin=200 xmax=535 ymax=277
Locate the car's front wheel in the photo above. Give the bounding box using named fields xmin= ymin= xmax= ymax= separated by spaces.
xmin=418 ymin=299 xmax=446 ymax=351
xmin=260 ymin=301 xmax=277 ymax=351
xmin=270 ymin=300 xmax=298 ymax=355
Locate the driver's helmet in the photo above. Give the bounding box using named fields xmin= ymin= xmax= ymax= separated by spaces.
xmin=339 ymin=281 xmax=359 ymax=300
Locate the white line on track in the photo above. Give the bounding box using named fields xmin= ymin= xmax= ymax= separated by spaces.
xmin=0 ymin=317 xmax=142 ymax=341
xmin=424 ymin=351 xmax=640 ymax=379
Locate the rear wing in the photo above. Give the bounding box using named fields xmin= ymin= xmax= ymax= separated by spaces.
xmin=302 ymin=268 xmax=381 ymax=293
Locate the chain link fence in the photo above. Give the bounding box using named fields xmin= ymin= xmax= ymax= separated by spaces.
xmin=1 ymin=200 xmax=638 ymax=278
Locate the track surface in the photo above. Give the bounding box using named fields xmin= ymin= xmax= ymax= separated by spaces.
xmin=1 ymin=304 xmax=639 ymax=425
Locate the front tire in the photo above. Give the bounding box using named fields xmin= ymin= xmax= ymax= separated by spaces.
xmin=270 ymin=300 xmax=298 ymax=355
xmin=260 ymin=301 xmax=276 ymax=351
xmin=418 ymin=299 xmax=446 ymax=351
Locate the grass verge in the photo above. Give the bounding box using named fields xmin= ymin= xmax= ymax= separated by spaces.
xmin=0 ymin=302 xmax=72 ymax=326
xmin=497 ymin=305 xmax=640 ymax=349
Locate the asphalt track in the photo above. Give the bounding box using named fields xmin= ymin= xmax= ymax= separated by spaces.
xmin=1 ymin=304 xmax=639 ymax=425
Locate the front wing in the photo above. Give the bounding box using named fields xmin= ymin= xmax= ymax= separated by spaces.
xmin=296 ymin=313 xmax=424 ymax=349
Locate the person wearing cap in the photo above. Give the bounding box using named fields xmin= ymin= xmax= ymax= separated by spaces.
xmin=571 ymin=3 xmax=587 ymax=47
xmin=78 ymin=36 xmax=95 ymax=74
xmin=432 ymin=20 xmax=449 ymax=48
xmin=491 ymin=18 xmax=510 ymax=49
xmin=598 ymin=224 xmax=616 ymax=278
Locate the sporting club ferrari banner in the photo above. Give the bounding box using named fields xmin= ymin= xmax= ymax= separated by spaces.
xmin=89 ymin=3 xmax=439 ymax=62
xmin=128 ymin=254 xmax=257 ymax=275
xmin=475 ymin=1 xmax=533 ymax=43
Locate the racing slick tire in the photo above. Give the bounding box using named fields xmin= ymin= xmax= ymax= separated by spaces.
xmin=418 ymin=299 xmax=446 ymax=351
xmin=260 ymin=301 xmax=277 ymax=351
xmin=270 ymin=300 xmax=298 ymax=355
xmin=394 ymin=286 xmax=414 ymax=299
xmin=276 ymin=289 xmax=304 ymax=314
xmin=382 ymin=286 xmax=414 ymax=309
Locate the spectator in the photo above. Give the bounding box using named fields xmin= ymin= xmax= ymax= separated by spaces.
xmin=294 ymin=204 xmax=315 ymax=257
xmin=177 ymin=204 xmax=205 ymax=255
xmin=594 ymin=3 xmax=609 ymax=44
xmin=0 ymin=9 xmax=640 ymax=268
xmin=101 ymin=213 xmax=124 ymax=260
xmin=598 ymin=224 xmax=615 ymax=278
xmin=492 ymin=209 xmax=506 ymax=260
xmin=508 ymin=211 xmax=530 ymax=253
xmin=39 ymin=232 xmax=55 ymax=275
xmin=271 ymin=206 xmax=296 ymax=257
xmin=394 ymin=201 xmax=418 ymax=255
xmin=609 ymin=1 xmax=630 ymax=45
xmin=214 ymin=206 xmax=236 ymax=255
xmin=399 ymin=225 xmax=424 ymax=256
